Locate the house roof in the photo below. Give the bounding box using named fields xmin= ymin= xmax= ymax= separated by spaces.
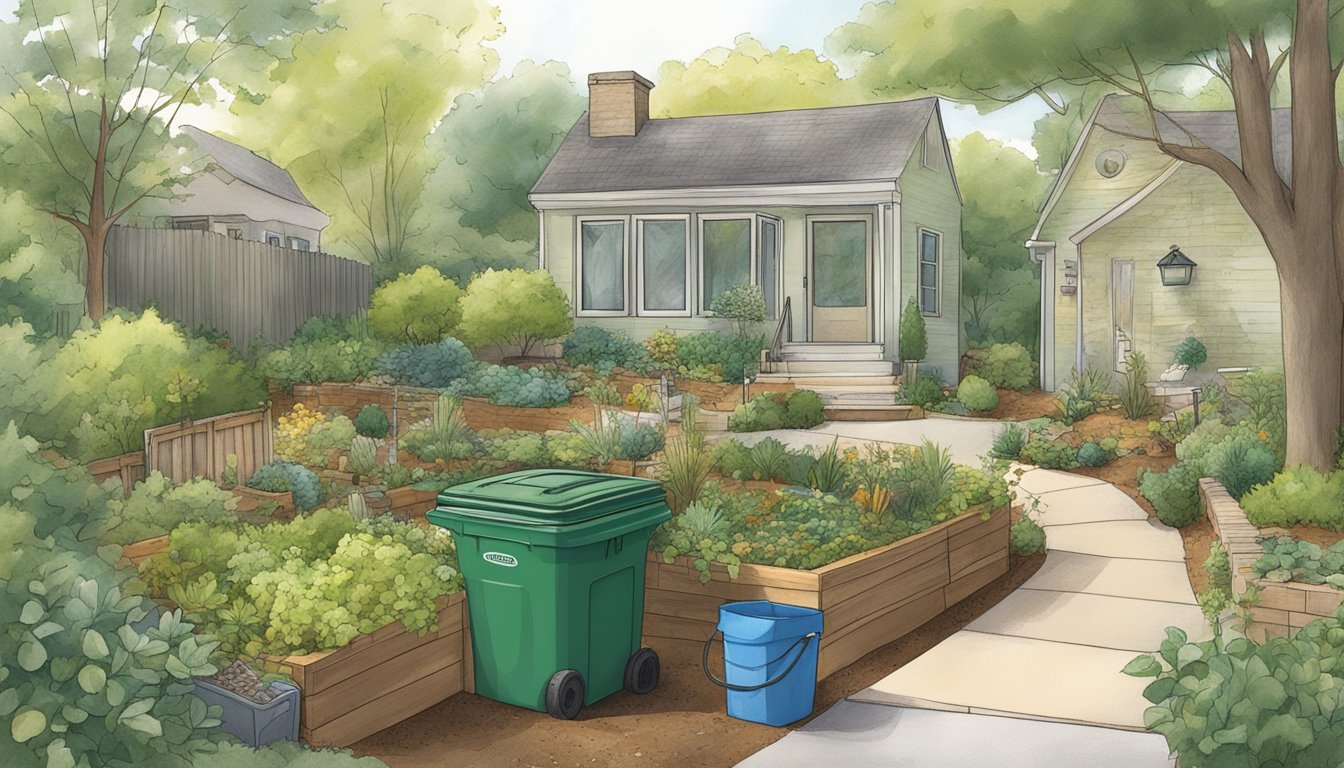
xmin=180 ymin=126 xmax=319 ymax=210
xmin=531 ymin=98 xmax=941 ymax=195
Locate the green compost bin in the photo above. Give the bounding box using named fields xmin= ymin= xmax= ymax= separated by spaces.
xmin=428 ymin=469 xmax=672 ymax=720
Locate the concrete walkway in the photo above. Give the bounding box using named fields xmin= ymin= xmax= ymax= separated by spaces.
xmin=732 ymin=422 xmax=1206 ymax=765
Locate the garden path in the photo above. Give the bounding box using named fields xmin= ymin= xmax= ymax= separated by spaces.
xmin=735 ymin=424 xmax=1207 ymax=766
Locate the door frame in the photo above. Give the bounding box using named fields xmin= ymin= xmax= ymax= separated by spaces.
xmin=1110 ymin=259 xmax=1135 ymax=373
xmin=805 ymin=214 xmax=874 ymax=343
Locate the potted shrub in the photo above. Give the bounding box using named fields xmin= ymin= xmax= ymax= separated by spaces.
xmin=1160 ymin=336 xmax=1207 ymax=382
xmin=193 ymin=660 xmax=300 ymax=748
xmin=899 ymin=296 xmax=928 ymax=382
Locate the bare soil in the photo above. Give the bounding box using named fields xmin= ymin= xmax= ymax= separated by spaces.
xmin=988 ymin=389 xmax=1058 ymax=421
xmin=353 ymin=553 xmax=1045 ymax=768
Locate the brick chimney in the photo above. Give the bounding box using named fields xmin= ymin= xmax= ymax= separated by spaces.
xmin=587 ymin=71 xmax=654 ymax=138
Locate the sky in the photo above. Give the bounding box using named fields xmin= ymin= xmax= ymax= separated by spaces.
xmin=0 ymin=0 xmax=1048 ymax=154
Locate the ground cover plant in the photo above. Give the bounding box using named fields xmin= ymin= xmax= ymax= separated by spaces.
xmin=246 ymin=461 xmax=324 ymax=511
xmin=1250 ymin=536 xmax=1344 ymax=588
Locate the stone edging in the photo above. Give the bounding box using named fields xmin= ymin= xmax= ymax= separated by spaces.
xmin=1200 ymin=478 xmax=1344 ymax=641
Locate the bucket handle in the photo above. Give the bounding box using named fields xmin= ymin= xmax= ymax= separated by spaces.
xmin=702 ymin=630 xmax=817 ymax=692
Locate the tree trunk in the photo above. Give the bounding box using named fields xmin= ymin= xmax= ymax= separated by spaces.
xmin=1277 ymin=258 xmax=1343 ymax=471
xmin=83 ymin=226 xmax=108 ymax=321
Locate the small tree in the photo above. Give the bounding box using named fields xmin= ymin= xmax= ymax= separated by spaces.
xmin=457 ymin=268 xmax=573 ymax=357
xmin=899 ymin=297 xmax=928 ymax=362
xmin=709 ymin=283 xmax=767 ymax=337
xmin=368 ymin=267 xmax=463 ymax=345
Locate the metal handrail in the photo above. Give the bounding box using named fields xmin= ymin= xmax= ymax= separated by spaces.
xmin=767 ymin=297 xmax=792 ymax=362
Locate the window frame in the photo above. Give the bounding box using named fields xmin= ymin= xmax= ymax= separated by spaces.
xmin=635 ymin=214 xmax=692 ymax=318
xmin=697 ymin=213 xmax=757 ymax=316
xmin=575 ymin=215 xmax=631 ymax=317
xmin=917 ymin=226 xmax=943 ymax=317
xmin=264 ymin=231 xmax=283 ymax=247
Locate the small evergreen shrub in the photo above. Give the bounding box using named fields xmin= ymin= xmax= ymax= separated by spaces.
xmin=898 ymin=296 xmax=928 ymax=361
xmin=898 ymin=373 xmax=946 ymax=409
xmin=354 ymin=404 xmax=391 ymax=439
xmin=977 ymin=342 xmax=1036 ymax=391
xmin=1019 ymin=435 xmax=1077 ymax=469
xmin=1172 ymin=336 xmax=1208 ymax=369
xmin=374 ymin=338 xmax=473 ymax=388
xmin=956 ymin=375 xmax=999 ymax=412
xmin=709 ymin=283 xmax=767 ymax=337
xmin=616 ymin=422 xmax=666 ymax=462
xmin=729 ymin=390 xmax=825 ymax=432
xmin=1242 ymin=466 xmax=1344 ymax=530
xmin=1010 ymin=515 xmax=1046 ymax=556
xmin=1138 ymin=462 xmax=1202 ymax=527
xmin=990 ymin=423 xmax=1027 ymax=460
xmin=1076 ymin=441 xmax=1109 ymax=467
xmin=246 ymin=461 xmax=323 ymax=511
xmin=562 ymin=326 xmax=651 ymax=374
xmin=1205 ymin=438 xmax=1279 ymax=500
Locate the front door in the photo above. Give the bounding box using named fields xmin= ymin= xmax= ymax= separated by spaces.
xmin=1112 ymin=259 xmax=1135 ymax=372
xmin=809 ymin=219 xmax=871 ymax=342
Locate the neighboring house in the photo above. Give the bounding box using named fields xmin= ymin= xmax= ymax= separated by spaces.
xmin=146 ymin=125 xmax=330 ymax=251
xmin=530 ymin=71 xmax=963 ymax=381
xmin=1027 ymin=95 xmax=1287 ymax=391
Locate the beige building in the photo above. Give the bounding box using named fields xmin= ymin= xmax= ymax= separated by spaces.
xmin=1027 ymin=95 xmax=1286 ymax=391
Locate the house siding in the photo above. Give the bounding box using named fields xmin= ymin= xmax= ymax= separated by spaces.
xmin=1079 ymin=164 xmax=1282 ymax=374
xmin=897 ymin=117 xmax=963 ymax=383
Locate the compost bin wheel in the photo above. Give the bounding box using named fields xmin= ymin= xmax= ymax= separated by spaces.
xmin=545 ymin=669 xmax=585 ymax=720
xmin=624 ymin=647 xmax=660 ymax=695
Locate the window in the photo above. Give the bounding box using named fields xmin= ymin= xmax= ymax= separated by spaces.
xmin=758 ymin=217 xmax=779 ymax=318
xmin=919 ymin=228 xmax=941 ymax=315
xmin=700 ymin=217 xmax=752 ymax=309
xmin=288 ymin=236 xmax=310 ymax=251
xmin=264 ymin=232 xmax=282 ymax=247
xmin=637 ymin=216 xmax=689 ymax=315
xmin=226 ymin=228 xmax=243 ymax=240
xmin=578 ymin=218 xmax=627 ymax=315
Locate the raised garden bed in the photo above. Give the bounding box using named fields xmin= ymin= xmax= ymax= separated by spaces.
xmin=233 ymin=485 xmax=296 ymax=519
xmin=259 ymin=592 xmax=472 ymax=747
xmin=1200 ymin=478 xmax=1344 ymax=641
xmin=121 ymin=534 xmax=170 ymax=566
xmin=642 ymin=505 xmax=1010 ymax=679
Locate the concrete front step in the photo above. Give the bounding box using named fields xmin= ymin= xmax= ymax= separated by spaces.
xmin=764 ymin=359 xmax=896 ymax=375
xmin=778 ymin=343 xmax=884 ymax=361
xmin=755 ymin=374 xmax=898 ymax=386
xmin=822 ymin=404 xmax=923 ymax=421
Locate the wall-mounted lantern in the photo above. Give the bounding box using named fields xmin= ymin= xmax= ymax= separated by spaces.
xmin=1157 ymin=245 xmax=1197 ymax=286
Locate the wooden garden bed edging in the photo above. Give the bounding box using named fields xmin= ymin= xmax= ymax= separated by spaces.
xmin=233 ymin=486 xmax=296 ymax=519
xmin=260 ymin=591 xmax=473 ymax=747
xmin=642 ymin=504 xmax=1010 ymax=679
xmin=1200 ymin=478 xmax=1344 ymax=641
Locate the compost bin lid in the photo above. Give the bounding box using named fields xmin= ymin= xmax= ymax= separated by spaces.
xmin=434 ymin=469 xmax=669 ymax=526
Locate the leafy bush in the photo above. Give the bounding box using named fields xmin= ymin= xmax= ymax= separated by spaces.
xmin=399 ymin=394 xmax=478 ymax=462
xmin=1011 ymin=515 xmax=1046 ymax=556
xmin=246 ymin=461 xmax=324 ymax=511
xmin=457 ymin=268 xmax=573 ymax=356
xmin=254 ymin=337 xmax=385 ymax=391
xmin=1231 ymin=371 xmax=1287 ymax=459
xmin=1242 ymin=466 xmax=1344 ymax=530
xmin=1124 ymin=615 xmax=1344 ymax=768
xmin=1250 ymin=536 xmax=1344 ymax=587
xmin=273 ymin=404 xmax=356 ymax=467
xmin=729 ymin=390 xmax=825 ymax=432
xmin=616 ymin=422 xmax=665 ymax=462
xmin=292 ymin=313 xmax=368 ymax=344
xmin=897 ymin=373 xmax=946 ymax=408
xmin=446 ymin=363 xmax=572 ymax=407
xmin=977 ymin=342 xmax=1036 ymax=391
xmin=1076 ymin=442 xmax=1109 ymax=467
xmin=1119 ymin=351 xmax=1157 ymax=419
xmin=898 ymin=296 xmax=927 ymax=361
xmin=354 ymin=404 xmax=391 ymax=439
xmin=1139 ymin=462 xmax=1203 ymax=527
xmin=956 ymin=375 xmax=998 ymax=412
xmin=1172 ymin=336 xmax=1208 ymax=369
xmin=990 ymin=423 xmax=1028 ymax=460
xmin=644 ymin=328 xmax=679 ymax=368
xmin=374 ymin=338 xmax=473 ymax=387
xmin=1019 ymin=435 xmax=1077 ymax=469
xmin=709 ymin=283 xmax=766 ymax=336
xmin=480 ymin=429 xmax=550 ymax=466
xmin=674 ymin=331 xmax=765 ymax=383
xmin=368 ymin=266 xmax=464 ymax=344
xmin=562 ymin=327 xmax=650 ymax=375
xmin=1206 ymin=438 xmax=1279 ymax=500
xmin=105 ymin=472 xmax=237 ymax=545
xmin=713 ymin=437 xmax=811 ymax=484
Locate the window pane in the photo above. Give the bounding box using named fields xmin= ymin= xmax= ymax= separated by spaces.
xmin=758 ymin=220 xmax=778 ymax=318
xmin=921 ymin=231 xmax=939 ymax=266
xmin=919 ymin=231 xmax=940 ymax=314
xmin=641 ymin=220 xmax=687 ymax=312
xmin=919 ymin=263 xmax=938 ymax=288
xmin=582 ymin=221 xmax=625 ymax=312
xmin=921 ymin=287 xmax=938 ymax=314
xmin=812 ymin=221 xmax=866 ymax=308
xmin=702 ymin=219 xmax=751 ymax=307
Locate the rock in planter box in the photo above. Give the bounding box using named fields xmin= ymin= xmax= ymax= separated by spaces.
xmin=195 ymin=661 xmax=300 ymax=747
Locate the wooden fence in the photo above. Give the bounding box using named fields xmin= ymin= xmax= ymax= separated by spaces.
xmin=86 ymin=451 xmax=147 ymax=492
xmin=144 ymin=408 xmax=273 ymax=486
xmin=106 ymin=227 xmax=372 ymax=353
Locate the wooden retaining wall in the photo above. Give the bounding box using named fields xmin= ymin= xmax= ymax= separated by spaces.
xmin=643 ymin=505 xmax=1011 ymax=679
xmin=86 ymin=451 xmax=147 ymax=495
xmin=1200 ymin=478 xmax=1344 ymax=641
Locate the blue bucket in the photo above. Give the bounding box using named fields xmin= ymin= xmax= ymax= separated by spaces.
xmin=702 ymin=601 xmax=823 ymax=726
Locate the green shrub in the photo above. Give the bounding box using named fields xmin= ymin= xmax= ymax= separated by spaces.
xmin=898 ymin=373 xmax=946 ymax=408
xmin=990 ymin=423 xmax=1027 ymax=460
xmin=246 ymin=461 xmax=324 ymax=511
xmin=1242 ymin=466 xmax=1344 ymax=530
xmin=1119 ymin=351 xmax=1157 ymax=419
xmin=273 ymin=404 xmax=356 ymax=467
xmin=1124 ymin=614 xmax=1344 ymax=767
xmin=956 ymin=375 xmax=999 ymax=412
xmin=354 ymin=404 xmax=391 ymax=439
xmin=729 ymin=390 xmax=825 ymax=432
xmin=105 ymin=472 xmax=236 ymax=545
xmin=616 ymin=422 xmax=665 ymax=462
xmin=399 ymin=394 xmax=478 ymax=462
xmin=255 ymin=337 xmax=385 ymax=391
xmin=1139 ymin=462 xmax=1203 ymax=527
xmin=562 ymin=327 xmax=651 ymax=375
xmin=675 ymin=331 xmax=765 ymax=383
xmin=374 ymin=338 xmax=473 ymax=387
xmin=1231 ymin=371 xmax=1287 ymax=459
xmin=1019 ymin=435 xmax=1077 ymax=469
xmin=1172 ymin=336 xmax=1208 ymax=369
xmin=1205 ymin=539 xmax=1232 ymax=593
xmin=709 ymin=283 xmax=767 ymax=336
xmin=1076 ymin=442 xmax=1109 ymax=467
xmin=446 ymin=363 xmax=572 ymax=407
xmin=712 ymin=437 xmax=811 ymax=484
xmin=1010 ymin=516 xmax=1046 ymax=556
xmin=457 ymin=268 xmax=573 ymax=356
xmin=898 ymin=296 xmax=928 ymax=361
xmin=292 ymin=314 xmax=367 ymax=344
xmin=644 ymin=328 xmax=679 ymax=368
xmin=977 ymin=342 xmax=1036 ymax=391
xmin=1206 ymin=438 xmax=1279 ymax=500
xmin=368 ymin=266 xmax=463 ymax=344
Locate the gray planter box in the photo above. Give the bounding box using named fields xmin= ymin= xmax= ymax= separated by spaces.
xmin=194 ymin=679 xmax=300 ymax=747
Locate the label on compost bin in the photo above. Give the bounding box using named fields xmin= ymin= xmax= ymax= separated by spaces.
xmin=483 ymin=551 xmax=518 ymax=567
